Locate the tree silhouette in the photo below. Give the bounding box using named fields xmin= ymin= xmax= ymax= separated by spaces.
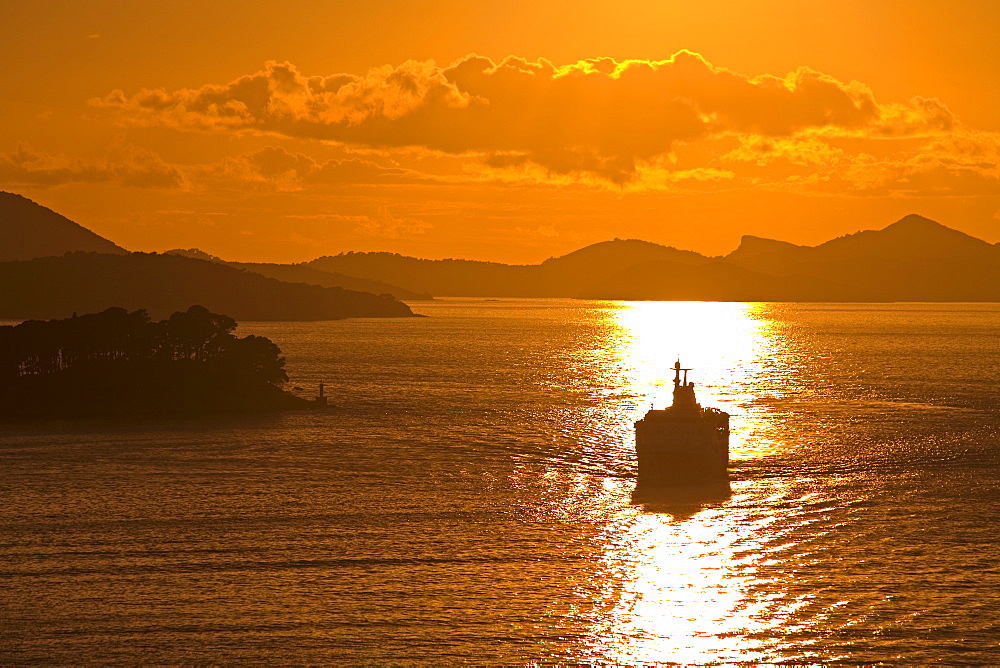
xmin=0 ymin=305 xmax=303 ymax=417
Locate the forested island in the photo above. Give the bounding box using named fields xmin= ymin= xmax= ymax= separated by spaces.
xmin=0 ymin=305 xmax=311 ymax=418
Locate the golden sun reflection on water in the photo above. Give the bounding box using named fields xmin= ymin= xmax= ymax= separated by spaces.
xmin=610 ymin=300 xmax=787 ymax=460
xmin=577 ymin=301 xmax=803 ymax=663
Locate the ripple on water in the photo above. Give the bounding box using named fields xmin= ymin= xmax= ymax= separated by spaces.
xmin=2 ymin=300 xmax=999 ymax=663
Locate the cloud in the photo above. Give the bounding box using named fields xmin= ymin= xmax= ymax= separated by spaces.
xmin=873 ymin=96 xmax=957 ymax=136
xmin=831 ymin=153 xmax=1000 ymax=197
xmin=197 ymin=145 xmax=434 ymax=191
xmin=721 ymin=135 xmax=845 ymax=168
xmin=0 ymin=141 xmax=183 ymax=188
xmin=94 ymin=52 xmax=957 ymax=184
xmin=0 ymin=141 xmax=438 ymax=192
xmin=714 ymin=127 xmax=1000 ymax=197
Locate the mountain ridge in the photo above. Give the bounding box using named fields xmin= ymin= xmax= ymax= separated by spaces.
xmin=0 ymin=252 xmax=417 ymax=321
xmin=0 ymin=191 xmax=127 ymax=261
xmin=4 ymin=190 xmax=998 ymax=304
xmin=722 ymin=213 xmax=1000 ymax=301
xmin=165 ymin=248 xmax=433 ymax=301
xmin=303 ymin=214 xmax=1000 ymax=301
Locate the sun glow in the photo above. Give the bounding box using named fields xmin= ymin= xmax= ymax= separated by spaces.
xmin=499 ymin=300 xmax=822 ymax=661
xmin=609 ymin=300 xmax=785 ymax=460
xmin=568 ymin=300 xmax=810 ymax=662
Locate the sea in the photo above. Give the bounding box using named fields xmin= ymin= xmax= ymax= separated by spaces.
xmin=2 ymin=299 xmax=999 ymax=664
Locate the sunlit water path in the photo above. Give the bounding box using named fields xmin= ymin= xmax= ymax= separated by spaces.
xmin=2 ymin=300 xmax=999 ymax=663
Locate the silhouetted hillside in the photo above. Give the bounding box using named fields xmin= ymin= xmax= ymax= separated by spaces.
xmin=165 ymin=248 xmax=433 ymax=300
xmin=0 ymin=192 xmax=127 ymax=261
xmin=817 ymin=214 xmax=995 ymax=262
xmin=0 ymin=252 xmax=417 ymax=321
xmin=726 ymin=214 xmax=1000 ymax=301
xmin=9 ymin=194 xmax=993 ymax=304
xmin=723 ymin=234 xmax=807 ymax=268
xmin=538 ymin=238 xmax=708 ymax=294
xmin=309 ymin=252 xmax=541 ymax=296
xmin=305 ymin=216 xmax=1000 ymax=301
xmin=0 ymin=305 xmax=310 ymax=418
xmin=308 ymin=239 xmax=713 ymax=297
xmin=165 ymin=247 xmax=221 ymax=262
xmin=234 ymin=262 xmax=434 ymax=301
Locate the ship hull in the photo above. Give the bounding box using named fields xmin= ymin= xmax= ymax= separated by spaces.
xmin=634 ymin=414 xmax=729 ymax=489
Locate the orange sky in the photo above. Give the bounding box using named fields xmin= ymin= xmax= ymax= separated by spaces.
xmin=1 ymin=0 xmax=998 ymax=263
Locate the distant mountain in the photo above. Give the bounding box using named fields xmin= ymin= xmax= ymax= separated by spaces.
xmin=728 ymin=215 xmax=995 ymax=271
xmin=230 ymin=262 xmax=434 ymax=301
xmin=0 ymin=194 xmax=423 ymax=320
xmin=308 ymin=239 xmax=713 ymax=297
xmin=723 ymin=234 xmax=807 ymax=267
xmin=307 ymin=216 xmax=1000 ymax=301
xmin=0 ymin=192 xmax=127 ymax=261
xmin=7 ymin=191 xmax=995 ymax=304
xmin=816 ymin=214 xmax=995 ymax=262
xmin=308 ymin=252 xmax=540 ymax=296
xmin=0 ymin=252 xmax=417 ymax=321
xmin=726 ymin=214 xmax=1000 ymax=301
xmin=164 ymin=248 xmax=432 ymax=301
xmin=165 ymin=247 xmax=221 ymax=262
xmin=537 ymin=238 xmax=707 ymax=294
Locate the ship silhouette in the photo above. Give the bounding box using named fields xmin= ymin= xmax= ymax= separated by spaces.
xmin=633 ymin=360 xmax=730 ymax=497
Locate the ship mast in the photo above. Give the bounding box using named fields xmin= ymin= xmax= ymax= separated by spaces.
xmin=672 ymin=359 xmax=692 ymax=387
xmin=671 ymin=359 xmax=698 ymax=410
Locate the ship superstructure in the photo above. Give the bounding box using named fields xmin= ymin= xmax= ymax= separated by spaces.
xmin=634 ymin=361 xmax=730 ymax=489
